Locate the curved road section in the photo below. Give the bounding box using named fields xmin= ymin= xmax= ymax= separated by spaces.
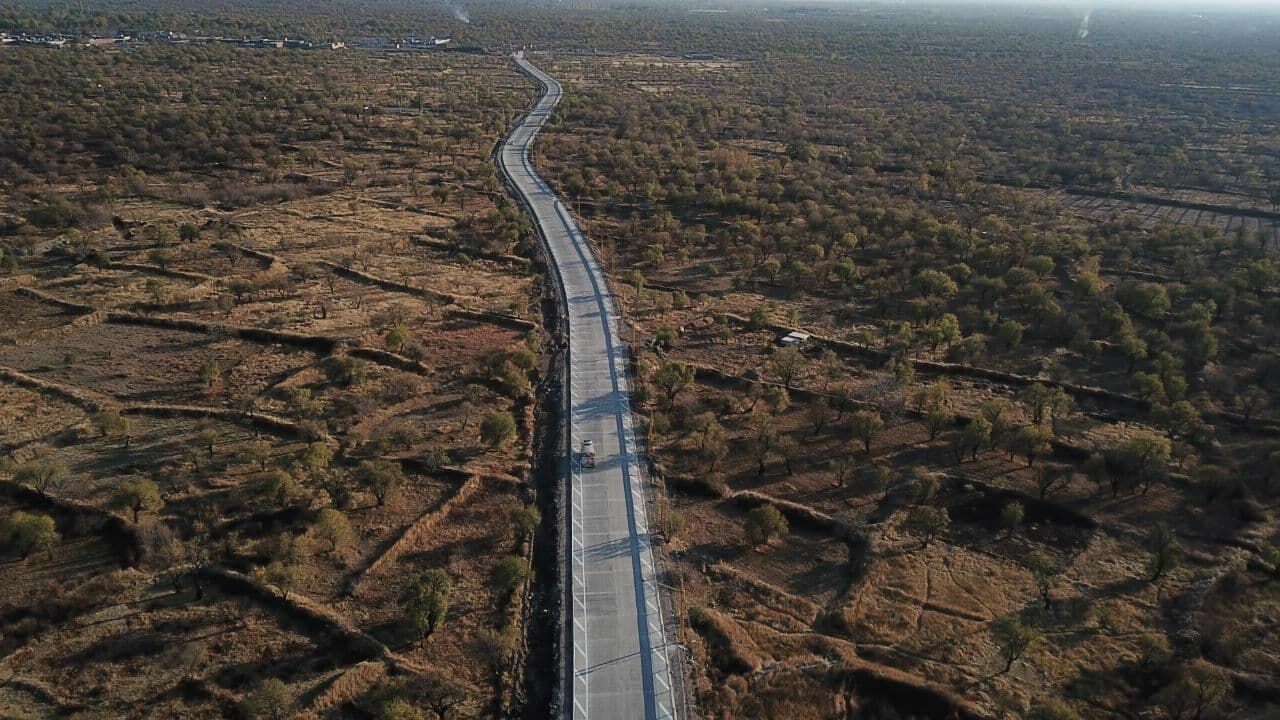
xmin=498 ymin=54 xmax=679 ymax=720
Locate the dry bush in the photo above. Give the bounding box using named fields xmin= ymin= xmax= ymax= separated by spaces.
xmin=688 ymin=606 xmax=765 ymax=675
xmin=35 ymin=570 xmax=137 ymax=623
xmin=294 ymin=660 xmax=387 ymax=719
xmin=136 ymin=518 xmax=181 ymax=570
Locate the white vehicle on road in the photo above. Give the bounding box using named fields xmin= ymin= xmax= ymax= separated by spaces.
xmin=580 ymin=439 xmax=596 ymax=468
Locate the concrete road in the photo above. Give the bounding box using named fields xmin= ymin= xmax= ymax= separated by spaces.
xmin=497 ymin=54 xmax=679 ymax=720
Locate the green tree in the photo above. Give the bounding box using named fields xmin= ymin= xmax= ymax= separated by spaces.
xmin=401 ymin=569 xmax=452 ymax=639
xmin=264 ymin=469 xmax=299 ymax=508
xmin=786 ymin=140 xmax=818 ymax=163
xmin=508 ymin=503 xmax=541 ymax=546
xmin=1115 ymin=431 xmax=1172 ymax=494
xmin=910 ymin=466 xmax=941 ymax=505
xmin=1146 ymin=523 xmax=1182 ymax=582
xmin=761 ymin=385 xmax=790 ymax=415
xmin=297 ymin=442 xmax=333 ymax=478
xmin=144 ymin=277 xmax=168 ymax=304
xmin=807 ymin=398 xmax=834 ymax=436
xmin=903 ymin=506 xmax=950 ymax=548
xmin=848 ymin=410 xmax=885 ymax=453
xmin=1131 ymin=372 xmax=1165 ymax=402
xmin=654 ymin=325 xmax=678 ymax=350
xmin=386 ymin=324 xmax=411 ymax=353
xmin=195 ymin=426 xmax=220 ymax=459
xmin=480 ymin=412 xmax=517 ymax=447
xmin=11 ymin=459 xmax=70 ymax=493
xmin=869 ymin=462 xmax=896 ymax=501
xmin=623 ymin=269 xmax=646 ymax=296
xmin=765 ymin=346 xmax=805 ymax=389
xmin=198 ymin=357 xmax=220 ymax=387
xmin=1120 ymin=282 xmax=1171 ymax=320
xmin=1116 ymin=331 xmax=1148 ymax=375
xmin=114 ymin=477 xmax=163 ymax=522
xmin=1011 ymin=423 xmax=1053 ymax=466
xmin=996 ymin=319 xmax=1025 ymax=350
xmin=1000 ymin=501 xmax=1025 ymax=538
xmin=241 ymin=439 xmax=273 ymax=471
xmin=990 ymin=615 xmax=1039 ymax=673
xmin=1018 ymin=383 xmax=1073 ymax=429
xmin=954 ymin=416 xmax=992 ymax=463
xmin=313 ymin=508 xmax=353 ymax=556
xmin=747 ymin=305 xmax=771 ymax=329
xmin=1084 ymin=452 xmax=1110 ymax=497
xmin=689 ymin=412 xmax=722 ymax=451
xmin=913 ymin=383 xmax=956 ymax=441
xmin=355 ymin=460 xmax=407 ymax=507
xmin=93 ymin=409 xmax=131 ymax=445
xmin=652 ymin=360 xmax=695 ymax=406
xmin=1 ymin=511 xmax=58 ymax=559
xmin=259 ymin=559 xmax=304 ymax=598
xmin=744 ymin=505 xmax=788 ymax=547
xmin=492 ymin=556 xmax=530 ymax=599
xmin=914 ymin=268 xmax=958 ymax=300
xmin=1158 ymin=660 xmax=1230 ymax=720
xmin=148 ymin=247 xmax=173 ymax=269
xmin=1261 ymin=543 xmax=1280 ymax=579
xmin=323 ymin=356 xmax=369 ymax=387
xmin=1033 ymin=463 xmax=1071 ymax=500
xmin=924 ymin=405 xmax=956 ymax=441
xmin=242 ymin=678 xmax=291 ymax=720
xmin=1023 ymin=549 xmax=1059 ymax=608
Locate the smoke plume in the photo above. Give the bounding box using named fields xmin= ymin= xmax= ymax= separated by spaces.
xmin=444 ymin=1 xmax=469 ymax=23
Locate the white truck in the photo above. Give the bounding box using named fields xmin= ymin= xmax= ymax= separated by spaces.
xmin=580 ymin=439 xmax=596 ymax=468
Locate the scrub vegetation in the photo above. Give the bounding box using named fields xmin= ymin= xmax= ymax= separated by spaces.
xmin=531 ymin=7 xmax=1280 ymax=720
xmin=3 ymin=1 xmax=1279 ymax=719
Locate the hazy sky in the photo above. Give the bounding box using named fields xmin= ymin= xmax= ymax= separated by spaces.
xmin=904 ymin=0 xmax=1280 ymax=9
xmin=788 ymin=0 xmax=1280 ymax=11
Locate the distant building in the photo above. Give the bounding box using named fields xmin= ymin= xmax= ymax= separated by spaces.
xmin=85 ymin=36 xmax=130 ymax=47
xmin=404 ymin=36 xmax=451 ymax=48
xmin=777 ymin=330 xmax=812 ymax=348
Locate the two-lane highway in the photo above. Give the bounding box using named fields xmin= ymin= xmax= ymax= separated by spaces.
xmin=497 ymin=54 xmax=679 ymax=720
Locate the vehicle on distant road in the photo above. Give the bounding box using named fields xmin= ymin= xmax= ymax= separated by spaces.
xmin=580 ymin=439 xmax=596 ymax=467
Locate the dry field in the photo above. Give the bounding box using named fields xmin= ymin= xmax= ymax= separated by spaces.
xmin=536 ymin=51 xmax=1280 ymax=720
xmin=1 ymin=47 xmax=546 ymax=720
